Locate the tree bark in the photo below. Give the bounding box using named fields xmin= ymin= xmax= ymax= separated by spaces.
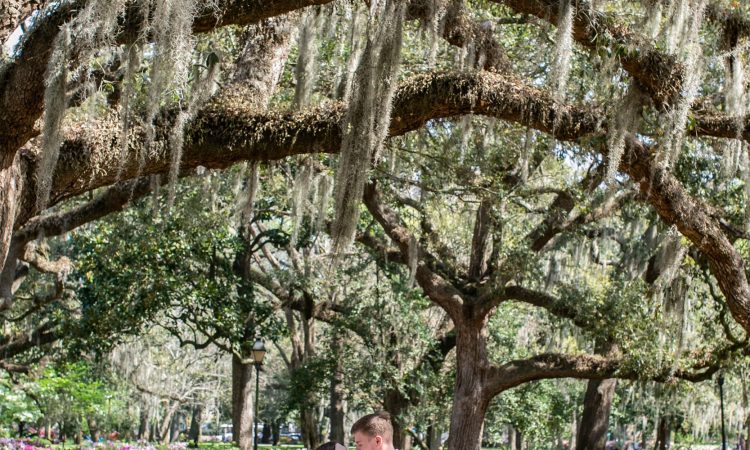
xmin=655 ymin=415 xmax=671 ymax=450
xmin=188 ymin=404 xmax=203 ymax=446
xmin=445 ymin=315 xmax=492 ymax=450
xmin=300 ymin=407 xmax=322 ymax=450
xmin=170 ymin=411 xmax=181 ymax=443
xmin=88 ymin=416 xmax=99 ymax=442
xmin=0 ymin=151 xmax=22 ymax=287
xmin=139 ymin=405 xmax=150 ymax=441
xmin=515 ymin=429 xmax=523 ymax=450
xmin=261 ymin=422 xmax=271 ymax=444
xmin=576 ymin=379 xmax=617 ymax=450
xmin=329 ymin=343 xmax=347 ymax=444
xmin=272 ymin=419 xmax=281 ymax=445
xmin=160 ymin=400 xmax=181 ymax=444
xmin=427 ymin=425 xmax=441 ymax=450
xmin=232 ymin=355 xmax=255 ymax=450
xmin=468 ymin=199 xmax=493 ymax=281
xmin=384 ymin=387 xmax=410 ymax=450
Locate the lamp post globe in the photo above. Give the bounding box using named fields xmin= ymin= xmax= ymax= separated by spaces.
xmin=252 ymin=339 xmax=267 ymax=365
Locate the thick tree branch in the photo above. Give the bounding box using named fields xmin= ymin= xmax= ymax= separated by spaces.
xmin=0 ymin=0 xmax=331 ymax=155
xmin=12 ymin=177 xmax=154 ymax=250
xmin=0 ymin=320 xmax=58 ymax=360
xmin=495 ymin=0 xmax=682 ymax=106
xmin=0 ymin=0 xmax=42 ymax=45
xmin=485 ymin=348 xmax=732 ymax=396
xmin=363 ymin=181 xmax=466 ymax=321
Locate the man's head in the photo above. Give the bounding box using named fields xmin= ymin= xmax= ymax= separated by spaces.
xmin=351 ymin=411 xmax=394 ymax=450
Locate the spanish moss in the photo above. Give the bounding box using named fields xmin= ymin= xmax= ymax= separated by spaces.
xmin=606 ymin=83 xmax=645 ymax=184
xmin=332 ymin=0 xmax=405 ymax=254
xmin=166 ymin=53 xmax=221 ymax=211
xmin=551 ymin=0 xmax=574 ymax=105
xmin=36 ymin=24 xmax=70 ymax=212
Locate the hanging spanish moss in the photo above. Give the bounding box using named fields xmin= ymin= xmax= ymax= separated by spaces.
xmin=551 ymin=0 xmax=574 ymax=105
xmin=37 ymin=0 xmax=124 ymax=207
xmin=117 ymin=44 xmax=141 ymax=181
xmin=236 ymin=162 xmax=260 ymax=228
xmin=458 ymin=116 xmax=473 ymax=162
xmin=721 ymin=49 xmax=747 ymax=179
xmin=664 ymin=275 xmax=689 ymax=374
xmin=426 ymin=0 xmax=447 ymax=68
xmin=290 ymin=159 xmax=314 ymax=246
xmin=642 ymin=0 xmax=663 ymax=39
xmin=314 ymin=173 xmax=332 ymax=234
xmin=659 ymin=0 xmax=707 ymax=167
xmin=294 ymin=8 xmax=325 ymax=110
xmin=726 ymin=51 xmax=746 ymax=124
xmin=743 ymin=149 xmax=750 ymax=233
xmin=407 ymin=235 xmax=418 ymax=288
xmin=165 ymin=53 xmax=221 ymax=211
xmin=519 ymin=128 xmax=534 ymax=183
xmin=545 ymin=255 xmax=563 ymax=290
xmin=664 ymin=0 xmax=692 ymax=55
xmin=36 ymin=24 xmax=70 ymax=212
xmin=143 ymin=0 xmax=199 ymax=147
xmin=339 ymin=4 xmax=368 ymax=101
xmin=606 ymin=83 xmax=645 ymax=183
xmin=150 ymin=174 xmax=162 ymax=220
xmin=653 ymin=229 xmax=688 ymax=301
xmin=332 ymin=0 xmax=405 ymax=254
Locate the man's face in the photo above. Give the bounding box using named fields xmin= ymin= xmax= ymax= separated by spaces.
xmin=354 ymin=431 xmax=382 ymax=450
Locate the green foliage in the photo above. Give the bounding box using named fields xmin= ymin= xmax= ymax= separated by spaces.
xmin=70 ymin=175 xmax=284 ymax=355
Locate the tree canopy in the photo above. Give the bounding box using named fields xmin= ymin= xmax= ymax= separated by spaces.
xmin=3 ymin=0 xmax=750 ymax=449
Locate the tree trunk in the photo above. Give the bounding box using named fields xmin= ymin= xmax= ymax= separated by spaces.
xmin=232 ymin=355 xmax=255 ymax=450
xmin=261 ymin=422 xmax=271 ymax=444
xmin=571 ymin=409 xmax=578 ymax=450
xmin=272 ymin=419 xmax=281 ymax=445
xmin=139 ymin=405 xmax=150 ymax=441
xmin=576 ymin=379 xmax=617 ymax=450
xmin=300 ymin=407 xmax=321 ymax=450
xmin=330 ymin=337 xmax=347 ymax=445
xmin=427 ymin=425 xmax=441 ymax=450
xmin=655 ymin=416 xmax=671 ymax=450
xmin=89 ymin=417 xmax=100 ymax=442
xmin=0 ymin=151 xmax=21 ymax=289
xmin=188 ymin=404 xmax=203 ymax=446
xmin=384 ymin=387 xmax=410 ymax=450
xmin=170 ymin=411 xmax=181 ymax=443
xmin=446 ymin=317 xmax=491 ymax=450
xmin=159 ymin=400 xmax=181 ymax=444
xmin=515 ymin=429 xmax=523 ymax=450
xmin=468 ymin=199 xmax=493 ymax=281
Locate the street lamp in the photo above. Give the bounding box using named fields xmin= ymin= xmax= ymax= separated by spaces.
xmin=718 ymin=372 xmax=727 ymax=450
xmin=252 ymin=339 xmax=267 ymax=450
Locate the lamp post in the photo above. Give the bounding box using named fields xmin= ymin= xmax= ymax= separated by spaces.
xmin=252 ymin=339 xmax=267 ymax=450
xmin=719 ymin=373 xmax=727 ymax=450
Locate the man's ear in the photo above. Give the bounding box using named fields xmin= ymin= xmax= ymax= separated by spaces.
xmin=375 ymin=436 xmax=383 ymax=446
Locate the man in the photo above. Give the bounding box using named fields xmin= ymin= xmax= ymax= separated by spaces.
xmin=351 ymin=411 xmax=396 ymax=450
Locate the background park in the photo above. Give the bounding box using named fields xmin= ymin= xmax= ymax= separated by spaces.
xmin=2 ymin=0 xmax=750 ymax=449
